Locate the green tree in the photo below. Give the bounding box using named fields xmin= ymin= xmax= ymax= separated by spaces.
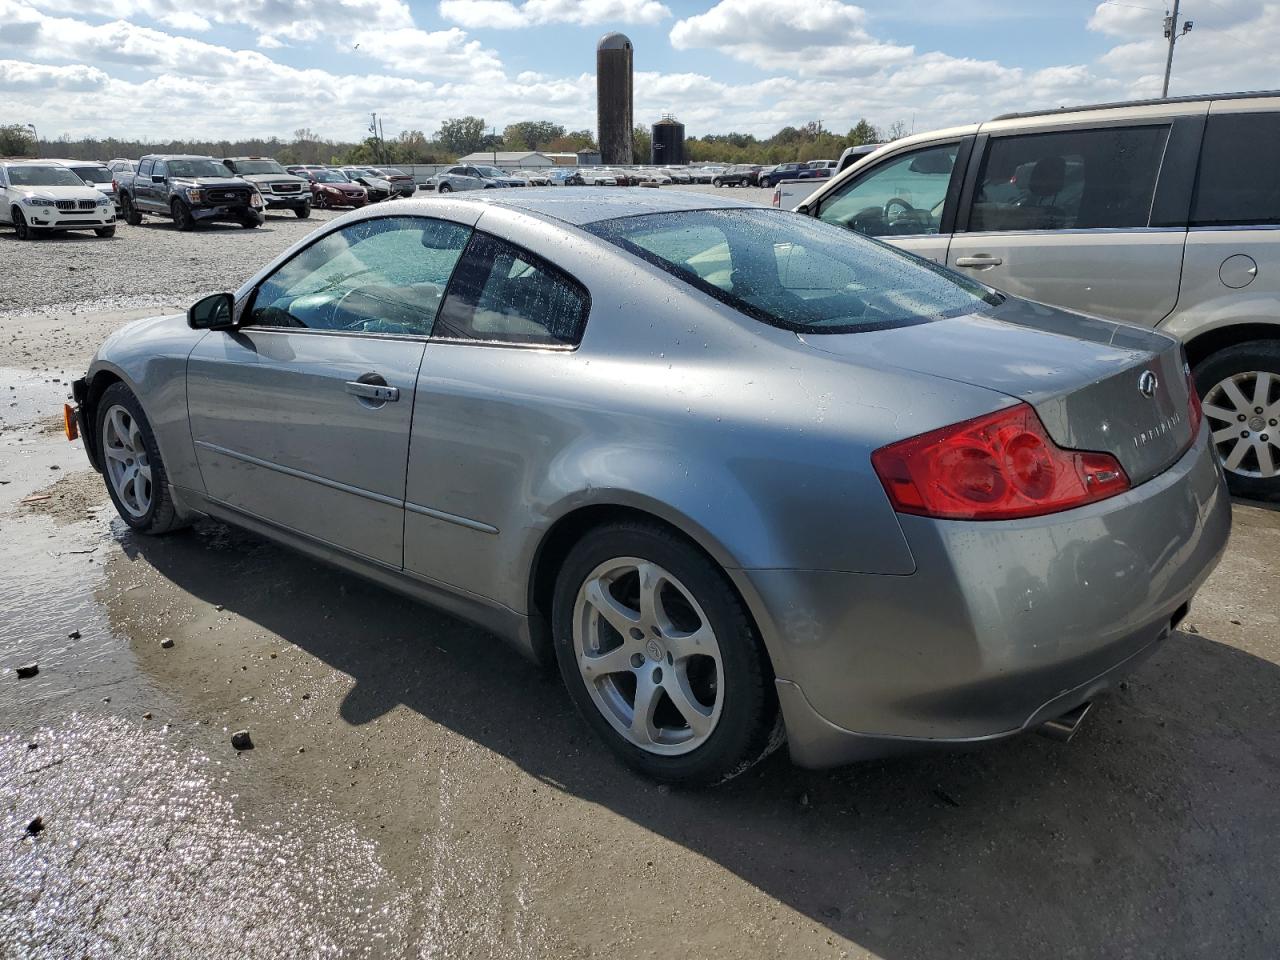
xmin=502 ymin=120 xmax=566 ymax=151
xmin=846 ymin=119 xmax=880 ymax=146
xmin=435 ymin=116 xmax=488 ymax=157
xmin=0 ymin=124 xmax=35 ymax=157
xmin=632 ymin=124 xmax=651 ymax=163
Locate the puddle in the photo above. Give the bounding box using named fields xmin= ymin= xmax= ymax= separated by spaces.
xmin=0 ymin=367 xmax=73 ymax=432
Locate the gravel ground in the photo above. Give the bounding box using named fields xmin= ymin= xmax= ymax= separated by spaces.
xmin=3 ymin=184 xmax=1279 ymax=959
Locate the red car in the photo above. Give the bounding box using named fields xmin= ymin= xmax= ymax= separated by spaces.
xmin=287 ymin=166 xmax=368 ymax=208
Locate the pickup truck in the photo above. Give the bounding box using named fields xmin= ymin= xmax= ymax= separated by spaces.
xmin=220 ymin=157 xmax=311 ymax=217
xmin=116 ymin=154 xmax=264 ymax=230
xmin=770 ymin=178 xmax=823 ymax=212
xmin=758 ymin=162 xmax=811 ymax=188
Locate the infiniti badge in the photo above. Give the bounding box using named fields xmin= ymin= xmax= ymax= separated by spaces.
xmin=1138 ymin=370 xmax=1159 ymax=398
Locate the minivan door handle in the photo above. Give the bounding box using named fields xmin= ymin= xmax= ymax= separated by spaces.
xmin=954 ymin=255 xmax=1003 ymax=268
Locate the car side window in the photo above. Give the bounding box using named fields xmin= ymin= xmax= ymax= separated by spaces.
xmin=434 ymin=232 xmax=590 ymax=347
xmin=816 ymin=144 xmax=958 ymax=238
xmin=247 ymin=216 xmax=473 ymax=336
xmin=968 ymin=125 xmax=1169 ymax=233
xmin=138 ymin=159 xmax=154 ymax=178
xmin=1191 ymin=112 xmax=1280 ymax=226
xmin=153 ymin=160 xmax=167 ymax=178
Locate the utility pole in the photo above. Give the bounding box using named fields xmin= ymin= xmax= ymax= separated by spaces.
xmin=1162 ymin=0 xmax=1194 ymax=98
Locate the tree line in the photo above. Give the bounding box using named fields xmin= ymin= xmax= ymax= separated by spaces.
xmin=1 ymin=116 xmax=893 ymax=166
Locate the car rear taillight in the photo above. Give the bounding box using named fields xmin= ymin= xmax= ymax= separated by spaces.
xmin=1185 ymin=362 xmax=1203 ymax=437
xmin=871 ymin=403 xmax=1131 ymax=521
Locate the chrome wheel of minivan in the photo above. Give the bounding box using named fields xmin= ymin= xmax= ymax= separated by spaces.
xmin=573 ymin=557 xmax=724 ymax=756
xmin=102 ymin=404 xmax=152 ymax=517
xmin=1204 ymin=371 xmax=1280 ymax=478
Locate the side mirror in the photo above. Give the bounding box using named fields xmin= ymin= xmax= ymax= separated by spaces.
xmin=151 ymin=174 xmax=165 ymax=183
xmin=188 ymin=292 xmax=236 ymax=330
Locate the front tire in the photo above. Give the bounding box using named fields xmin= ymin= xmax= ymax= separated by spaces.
xmin=12 ymin=207 xmax=32 ymax=240
xmin=96 ymin=382 xmax=187 ymax=535
xmin=438 ymin=182 xmax=452 ymax=193
xmin=95 ymin=226 xmax=116 ymax=238
xmin=171 ymin=200 xmax=195 ymax=231
xmin=1195 ymin=341 xmax=1280 ymax=501
xmin=295 ymin=202 xmax=310 ymax=219
xmin=552 ymin=521 xmax=779 ymax=785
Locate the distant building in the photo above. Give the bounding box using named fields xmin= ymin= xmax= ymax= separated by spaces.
xmin=543 ymin=152 xmax=584 ymax=167
xmin=651 ymin=115 xmax=685 ymax=166
xmin=596 ymin=32 xmax=633 ymax=165
xmin=576 ymin=149 xmax=602 ymax=167
xmin=454 ymin=150 xmax=554 ymax=170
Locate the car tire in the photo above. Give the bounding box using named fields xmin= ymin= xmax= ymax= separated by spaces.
xmin=171 ymin=200 xmax=195 ymax=231
xmin=95 ymin=226 xmax=116 ymax=238
xmin=439 ymin=183 xmax=452 ymax=193
xmin=295 ymin=203 xmax=310 ymax=219
xmin=240 ymin=216 xmax=261 ymax=229
xmin=552 ymin=520 xmax=781 ymax=786
xmin=712 ymin=178 xmax=723 ymax=188
xmin=12 ymin=206 xmax=33 ymax=240
xmin=1194 ymin=341 xmax=1280 ymax=502
xmin=95 ymin=382 xmax=188 ymax=535
xmin=120 ymin=194 xmax=143 ymax=226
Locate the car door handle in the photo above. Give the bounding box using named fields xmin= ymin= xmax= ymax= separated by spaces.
xmin=345 ymin=380 xmax=399 ymax=402
xmin=954 ymin=255 xmax=1003 ymax=268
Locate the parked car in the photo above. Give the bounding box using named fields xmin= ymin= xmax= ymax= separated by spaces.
xmin=339 ymin=166 xmax=394 ymax=202
xmin=1 ymin=160 xmax=117 ymax=239
xmin=433 ymin=165 xmax=518 ymax=192
xmin=221 ymin=157 xmax=311 ymax=218
xmin=515 ymin=169 xmax=551 ymax=186
xmin=836 ymin=143 xmax=883 ymax=172
xmin=712 ymin=165 xmax=762 ymax=187
xmin=547 ymin=169 xmax=586 ymax=186
xmin=287 ymin=167 xmax=368 ymax=208
xmin=580 ymin=169 xmax=619 ymax=186
xmin=796 ymin=161 xmax=834 ymax=180
xmin=661 ymin=167 xmax=693 ymax=184
xmin=368 ymin=167 xmax=417 ymax=198
xmin=106 ymin=159 xmax=136 ymax=174
xmin=116 ymin=155 xmax=264 ymax=230
xmin=50 ymin=159 xmax=118 ymax=204
xmin=795 ymin=90 xmax=1280 ymax=500
xmin=759 ymin=162 xmax=811 ymax=187
xmin=69 ymin=190 xmax=1228 ymax=785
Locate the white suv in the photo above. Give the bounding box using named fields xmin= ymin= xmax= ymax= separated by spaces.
xmin=797 ymin=91 xmax=1280 ymax=500
xmin=1 ymin=160 xmax=117 ymax=239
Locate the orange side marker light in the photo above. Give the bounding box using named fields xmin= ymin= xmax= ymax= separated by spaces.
xmin=63 ymin=403 xmax=79 ymax=441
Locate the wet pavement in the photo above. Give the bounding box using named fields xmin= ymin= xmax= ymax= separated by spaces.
xmin=2 ymin=331 xmax=1280 ymax=957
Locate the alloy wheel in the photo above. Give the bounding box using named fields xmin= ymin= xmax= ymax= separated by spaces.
xmin=102 ymin=404 xmax=152 ymax=517
xmin=1203 ymin=371 xmax=1280 ymax=478
xmin=573 ymin=557 xmax=724 ymax=756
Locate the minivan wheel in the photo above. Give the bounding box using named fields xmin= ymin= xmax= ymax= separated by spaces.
xmin=552 ymin=521 xmax=780 ymax=785
xmin=1195 ymin=341 xmax=1280 ymax=501
xmin=96 ymin=382 xmax=187 ymax=534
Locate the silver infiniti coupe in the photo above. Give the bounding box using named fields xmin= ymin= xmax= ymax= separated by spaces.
xmin=70 ymin=190 xmax=1231 ymax=785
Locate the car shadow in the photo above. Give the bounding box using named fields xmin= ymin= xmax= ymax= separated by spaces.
xmin=116 ymin=519 xmax=1280 ymax=958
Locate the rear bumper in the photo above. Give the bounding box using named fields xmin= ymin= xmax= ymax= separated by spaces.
xmin=733 ymin=427 xmax=1231 ymax=768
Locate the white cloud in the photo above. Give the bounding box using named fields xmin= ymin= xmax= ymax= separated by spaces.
xmin=439 ymin=0 xmax=670 ymax=29
xmin=256 ymin=34 xmax=285 ymax=49
xmin=0 ymin=57 xmax=108 ymax=90
xmin=351 ymin=26 xmax=504 ymax=78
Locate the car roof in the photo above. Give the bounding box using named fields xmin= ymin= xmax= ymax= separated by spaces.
xmin=991 ymin=88 xmax=1280 ymax=122
xmin=45 ymin=158 xmax=108 ymax=166
xmin=442 ymin=187 xmax=761 ymax=227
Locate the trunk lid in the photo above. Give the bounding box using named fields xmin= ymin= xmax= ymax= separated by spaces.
xmin=799 ymin=299 xmax=1193 ymax=486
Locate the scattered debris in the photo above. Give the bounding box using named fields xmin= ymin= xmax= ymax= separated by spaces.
xmin=26 ymin=816 xmax=45 ymax=836
xmin=15 ymin=663 xmax=39 ymax=679
xmin=19 ymin=494 xmax=52 ymax=505
xmin=160 ymin=637 xmax=174 ymax=649
xmin=932 ymin=788 xmax=961 ymax=808
xmin=26 ymin=742 xmax=39 ymax=751
xmin=67 ymin=630 xmax=81 ymax=639
xmin=821 ymin=906 xmax=842 ymax=920
xmin=142 ymin=712 xmax=153 ymax=720
xmin=231 ymin=730 xmax=254 ymax=751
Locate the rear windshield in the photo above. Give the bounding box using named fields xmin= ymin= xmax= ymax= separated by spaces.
xmin=585 ymin=208 xmax=1001 ymax=334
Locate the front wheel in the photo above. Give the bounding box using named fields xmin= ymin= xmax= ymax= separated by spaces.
xmin=1195 ymin=341 xmax=1280 ymax=501
xmin=240 ymin=215 xmax=261 ymax=229
xmin=295 ymin=202 xmax=310 ymax=219
xmin=553 ymin=522 xmax=780 ymax=785
xmin=12 ymin=207 xmax=33 ymax=240
xmin=96 ymin=382 xmax=187 ymax=534
xmin=438 ymin=182 xmax=452 ymax=193
xmin=171 ymin=200 xmax=195 ymax=231
xmin=95 ymin=226 xmax=116 ymax=238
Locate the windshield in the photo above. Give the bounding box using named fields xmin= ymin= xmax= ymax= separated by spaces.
xmin=70 ymin=166 xmax=113 ymax=184
xmin=314 ymin=170 xmax=349 ymax=183
xmin=231 ymin=160 xmax=286 ymax=175
xmin=474 ymin=166 xmax=505 ymax=178
xmin=167 ymin=158 xmax=232 ymax=178
xmin=346 ymin=168 xmax=376 ymax=177
xmin=585 ymin=209 xmax=1002 ymax=334
xmin=7 ymin=165 xmax=87 ymax=188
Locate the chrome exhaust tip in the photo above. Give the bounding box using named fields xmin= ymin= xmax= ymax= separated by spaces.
xmin=1038 ymin=701 xmax=1093 ymax=743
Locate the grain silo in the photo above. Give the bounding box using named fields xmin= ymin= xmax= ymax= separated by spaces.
xmin=651 ymin=115 xmax=685 ymax=166
xmin=596 ymin=32 xmax=634 ymax=165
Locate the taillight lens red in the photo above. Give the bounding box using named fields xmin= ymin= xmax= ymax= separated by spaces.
xmin=1186 ymin=363 xmax=1203 ymax=437
xmin=872 ymin=403 xmax=1131 ymax=520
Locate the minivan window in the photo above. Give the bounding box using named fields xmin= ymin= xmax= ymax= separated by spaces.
xmin=587 ymin=208 xmax=1001 ymax=334
xmin=817 ymin=143 xmax=958 ymax=237
xmin=1191 ymin=112 xmax=1280 ymax=227
xmin=968 ymin=125 xmax=1169 ymax=232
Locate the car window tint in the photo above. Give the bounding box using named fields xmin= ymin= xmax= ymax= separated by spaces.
xmin=969 ymin=125 xmax=1168 ymax=233
xmin=153 ymin=160 xmax=167 ymax=178
xmin=817 ymin=144 xmax=958 ymax=238
xmin=588 ymin=209 xmax=1000 ymax=334
xmin=434 ymin=232 xmax=589 ymax=347
xmin=248 ymin=216 xmax=472 ymax=336
xmin=138 ymin=159 xmax=153 ymax=177
xmin=1191 ymin=112 xmax=1280 ymax=227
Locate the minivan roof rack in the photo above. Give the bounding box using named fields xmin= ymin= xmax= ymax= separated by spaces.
xmin=991 ymin=89 xmax=1280 ymax=122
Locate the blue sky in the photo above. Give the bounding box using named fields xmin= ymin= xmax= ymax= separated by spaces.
xmin=0 ymin=0 xmax=1275 ymax=143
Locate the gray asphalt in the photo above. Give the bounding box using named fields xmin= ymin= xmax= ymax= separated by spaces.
xmin=2 ymin=191 xmax=1279 ymax=959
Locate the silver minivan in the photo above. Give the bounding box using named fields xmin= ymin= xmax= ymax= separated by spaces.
xmin=797 ymin=91 xmax=1280 ymax=500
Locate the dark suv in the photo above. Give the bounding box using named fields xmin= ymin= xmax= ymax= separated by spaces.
xmin=758 ymin=162 xmax=811 ymax=188
xmin=116 ymin=155 xmax=264 ymax=230
xmin=712 ymin=165 xmax=762 ymax=187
